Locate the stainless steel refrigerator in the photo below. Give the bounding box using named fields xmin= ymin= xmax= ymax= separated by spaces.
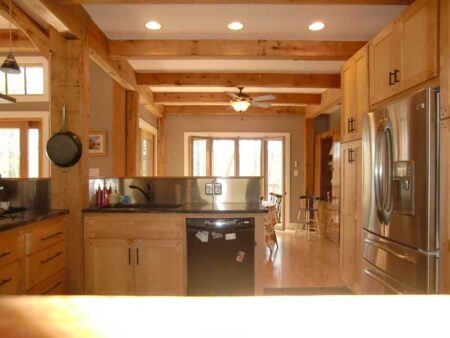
xmin=361 ymin=87 xmax=439 ymax=294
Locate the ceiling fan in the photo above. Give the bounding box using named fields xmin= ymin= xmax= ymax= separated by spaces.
xmin=226 ymin=87 xmax=276 ymax=112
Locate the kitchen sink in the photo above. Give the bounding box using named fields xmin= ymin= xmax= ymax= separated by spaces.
xmin=110 ymin=203 xmax=183 ymax=210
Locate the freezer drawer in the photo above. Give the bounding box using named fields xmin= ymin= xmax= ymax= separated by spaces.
xmin=362 ymin=230 xmax=438 ymax=294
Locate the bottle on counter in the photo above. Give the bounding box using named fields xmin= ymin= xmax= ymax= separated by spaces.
xmin=95 ymin=186 xmax=102 ymax=207
xmin=102 ymin=186 xmax=109 ymax=207
xmin=109 ymin=188 xmax=120 ymax=206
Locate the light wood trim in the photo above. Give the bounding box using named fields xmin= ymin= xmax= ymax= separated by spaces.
xmin=112 ymin=81 xmax=127 ymax=177
xmin=58 ymin=0 xmax=414 ymax=4
xmin=26 ymin=269 xmax=65 ymax=295
xmin=136 ymin=72 xmax=340 ymax=88
xmin=157 ymin=117 xmax=165 ymax=176
xmin=440 ymin=0 xmax=450 ymax=118
xmin=126 ymin=90 xmax=139 ymax=176
xmin=164 ymin=105 xmax=305 ymax=115
xmin=0 ymin=29 xmax=38 ymax=52
xmin=0 ymin=0 xmax=49 ymax=57
xmin=305 ymin=118 xmax=314 ymax=195
xmin=305 ymin=88 xmax=341 ymax=119
xmin=25 ymin=241 xmax=65 ymax=290
xmin=19 ymin=121 xmax=28 ymax=178
xmin=109 ymin=39 xmax=366 ymax=61
xmin=154 ymin=92 xmax=321 ymax=105
xmin=25 ymin=218 xmax=65 ymax=256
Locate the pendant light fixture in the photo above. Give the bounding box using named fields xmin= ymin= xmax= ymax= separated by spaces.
xmin=0 ymin=0 xmax=18 ymax=104
xmin=0 ymin=0 xmax=20 ymax=75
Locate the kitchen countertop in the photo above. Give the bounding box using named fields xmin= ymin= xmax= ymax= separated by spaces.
xmin=83 ymin=203 xmax=268 ymax=214
xmin=0 ymin=296 xmax=448 ymax=338
xmin=0 ymin=209 xmax=69 ymax=233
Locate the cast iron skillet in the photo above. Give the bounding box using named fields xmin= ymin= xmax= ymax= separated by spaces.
xmin=46 ymin=105 xmax=82 ymax=168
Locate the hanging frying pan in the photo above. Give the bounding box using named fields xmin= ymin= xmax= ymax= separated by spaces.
xmin=46 ymin=105 xmax=82 ymax=168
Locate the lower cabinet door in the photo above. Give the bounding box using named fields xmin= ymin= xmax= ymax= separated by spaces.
xmin=85 ymin=239 xmax=134 ymax=295
xmin=27 ymin=269 xmax=65 ymax=295
xmin=134 ymin=239 xmax=184 ymax=296
xmin=0 ymin=261 xmax=21 ymax=295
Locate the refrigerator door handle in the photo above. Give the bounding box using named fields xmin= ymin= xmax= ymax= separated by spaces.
xmin=363 ymin=268 xmax=404 ymax=294
xmin=364 ymin=238 xmax=416 ymax=264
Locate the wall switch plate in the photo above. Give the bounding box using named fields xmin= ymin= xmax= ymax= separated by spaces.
xmin=293 ymin=169 xmax=299 ymax=177
xmin=205 ymin=183 xmax=213 ymax=195
xmin=214 ymin=183 xmax=222 ymax=195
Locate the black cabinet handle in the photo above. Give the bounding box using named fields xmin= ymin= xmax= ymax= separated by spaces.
xmin=347 ymin=118 xmax=351 ymax=134
xmin=40 ymin=251 xmax=62 ymax=264
xmin=43 ymin=281 xmax=63 ymax=295
xmin=394 ymin=69 xmax=400 ymax=84
xmin=128 ymin=247 xmax=131 ymax=265
xmin=389 ymin=71 xmax=395 ymax=86
xmin=348 ymin=148 xmax=355 ymax=164
xmin=350 ymin=118 xmax=356 ymax=133
xmin=0 ymin=278 xmax=12 ymax=287
xmin=136 ymin=248 xmax=140 ymax=266
xmin=0 ymin=251 xmax=11 ymax=259
xmin=40 ymin=232 xmax=63 ymax=242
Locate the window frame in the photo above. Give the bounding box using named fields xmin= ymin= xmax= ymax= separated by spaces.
xmin=137 ymin=118 xmax=158 ymax=177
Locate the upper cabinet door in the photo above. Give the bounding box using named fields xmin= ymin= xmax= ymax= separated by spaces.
xmin=354 ymin=46 xmax=369 ymax=141
xmin=400 ymin=0 xmax=438 ymax=90
xmin=369 ymin=19 xmax=402 ymax=105
xmin=341 ymin=60 xmax=356 ymax=143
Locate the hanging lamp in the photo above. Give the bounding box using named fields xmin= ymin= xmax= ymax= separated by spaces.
xmin=0 ymin=0 xmax=18 ymax=103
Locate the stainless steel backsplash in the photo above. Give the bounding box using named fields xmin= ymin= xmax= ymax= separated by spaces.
xmin=88 ymin=177 xmax=263 ymax=206
xmin=0 ymin=178 xmax=50 ymax=211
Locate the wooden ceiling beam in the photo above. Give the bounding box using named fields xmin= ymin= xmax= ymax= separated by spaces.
xmin=0 ymin=29 xmax=38 ymax=52
xmin=20 ymin=0 xmax=162 ymax=117
xmin=164 ymin=105 xmax=305 ymax=116
xmin=305 ymin=88 xmax=341 ymax=118
xmin=136 ymin=72 xmax=340 ymax=88
xmin=154 ymin=92 xmax=321 ymax=105
xmin=57 ymin=1 xmax=414 ymax=5
xmin=0 ymin=0 xmax=49 ymax=57
xmin=109 ymin=40 xmax=366 ymax=61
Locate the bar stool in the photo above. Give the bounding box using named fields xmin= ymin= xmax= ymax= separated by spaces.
xmin=296 ymin=195 xmax=320 ymax=239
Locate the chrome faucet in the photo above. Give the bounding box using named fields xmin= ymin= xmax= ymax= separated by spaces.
xmin=129 ymin=184 xmax=154 ymax=204
xmin=0 ymin=174 xmax=3 ymax=191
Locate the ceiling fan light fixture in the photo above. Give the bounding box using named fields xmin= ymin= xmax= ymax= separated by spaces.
xmin=0 ymin=52 xmax=20 ymax=74
xmin=227 ymin=21 xmax=244 ymax=31
xmin=145 ymin=20 xmax=162 ymax=30
xmin=308 ymin=21 xmax=325 ymax=31
xmin=231 ymin=100 xmax=250 ymax=112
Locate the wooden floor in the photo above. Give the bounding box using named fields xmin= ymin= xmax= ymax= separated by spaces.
xmin=263 ymin=230 xmax=345 ymax=290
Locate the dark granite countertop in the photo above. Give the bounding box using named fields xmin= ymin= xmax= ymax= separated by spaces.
xmin=83 ymin=203 xmax=268 ymax=214
xmin=0 ymin=209 xmax=69 ymax=233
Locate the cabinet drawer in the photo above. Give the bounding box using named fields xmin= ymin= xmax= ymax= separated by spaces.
xmin=25 ymin=241 xmax=65 ymax=289
xmin=0 ymin=261 xmax=21 ymax=295
xmin=85 ymin=215 xmax=184 ymax=239
xmin=25 ymin=218 xmax=65 ymax=255
xmin=0 ymin=230 xmax=24 ymax=268
xmin=27 ymin=269 xmax=65 ymax=295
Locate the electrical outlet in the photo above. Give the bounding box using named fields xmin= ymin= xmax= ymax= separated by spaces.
xmin=205 ymin=183 xmax=213 ymax=195
xmin=214 ymin=183 xmax=222 ymax=195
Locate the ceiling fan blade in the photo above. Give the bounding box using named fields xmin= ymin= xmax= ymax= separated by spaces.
xmin=226 ymin=92 xmax=239 ymax=99
xmin=251 ymin=95 xmax=276 ymax=102
xmin=251 ymin=102 xmax=271 ymax=109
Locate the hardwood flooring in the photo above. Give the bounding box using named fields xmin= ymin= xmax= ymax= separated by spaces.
xmin=263 ymin=230 xmax=346 ymax=290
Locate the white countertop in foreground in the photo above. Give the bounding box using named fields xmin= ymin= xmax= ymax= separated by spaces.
xmin=0 ymin=296 xmax=448 ymax=338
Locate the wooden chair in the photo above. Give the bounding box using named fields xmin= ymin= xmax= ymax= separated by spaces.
xmin=296 ymin=195 xmax=320 ymax=239
xmin=268 ymin=192 xmax=283 ymax=249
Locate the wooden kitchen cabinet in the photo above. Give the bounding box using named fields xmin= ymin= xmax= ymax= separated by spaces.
xmin=369 ymin=0 xmax=438 ymax=105
xmin=84 ymin=214 xmax=186 ymax=296
xmin=341 ymin=45 xmax=369 ymax=143
xmin=0 ymin=261 xmax=21 ymax=295
xmin=340 ymin=140 xmax=362 ymax=293
xmin=85 ymin=239 xmax=134 ymax=295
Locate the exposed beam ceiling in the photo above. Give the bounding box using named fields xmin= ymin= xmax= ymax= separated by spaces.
xmin=0 ymin=0 xmax=49 ymax=57
xmin=137 ymin=72 xmax=340 ymax=88
xmin=305 ymin=88 xmax=341 ymax=118
xmin=110 ymin=40 xmax=366 ymax=61
xmin=57 ymin=1 xmax=413 ymax=5
xmin=0 ymin=29 xmax=38 ymax=52
xmin=164 ymin=105 xmax=305 ymax=115
xmin=18 ymin=0 xmax=162 ymax=117
xmin=154 ymin=92 xmax=321 ymax=105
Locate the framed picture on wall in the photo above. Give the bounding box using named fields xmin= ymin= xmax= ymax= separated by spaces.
xmin=88 ymin=131 xmax=107 ymax=156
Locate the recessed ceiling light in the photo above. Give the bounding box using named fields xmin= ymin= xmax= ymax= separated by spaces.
xmin=308 ymin=21 xmax=325 ymax=31
xmin=145 ymin=21 xmax=162 ymax=30
xmin=227 ymin=21 xmax=244 ymax=31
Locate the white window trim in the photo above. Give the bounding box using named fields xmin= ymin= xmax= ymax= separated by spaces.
xmin=184 ymin=131 xmax=291 ymax=225
xmin=138 ymin=118 xmax=158 ymax=175
xmin=0 ymin=111 xmax=50 ymax=177
xmin=3 ymin=56 xmax=49 ymax=102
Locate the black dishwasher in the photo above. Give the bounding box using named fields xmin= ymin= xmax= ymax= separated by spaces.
xmin=187 ymin=218 xmax=255 ymax=296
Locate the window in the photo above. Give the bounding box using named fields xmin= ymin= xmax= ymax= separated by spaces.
xmin=190 ymin=138 xmax=262 ymax=177
xmin=0 ymin=65 xmax=45 ymax=96
xmin=0 ymin=121 xmax=42 ymax=178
